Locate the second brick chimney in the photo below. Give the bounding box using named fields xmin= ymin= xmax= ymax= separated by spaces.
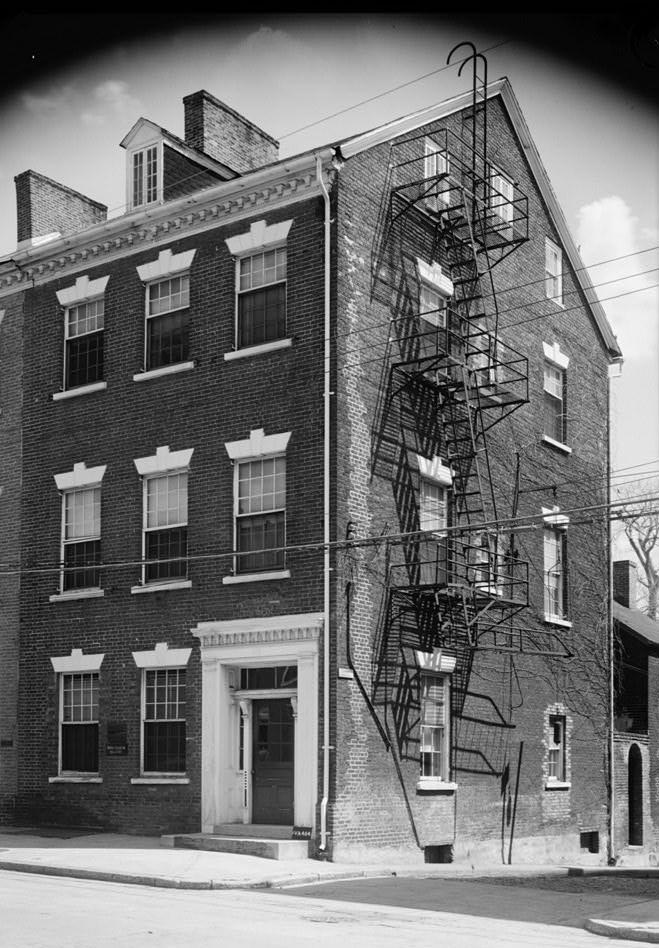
xmin=15 ymin=170 xmax=107 ymax=249
xmin=613 ymin=559 xmax=638 ymax=608
xmin=183 ymin=90 xmax=279 ymax=176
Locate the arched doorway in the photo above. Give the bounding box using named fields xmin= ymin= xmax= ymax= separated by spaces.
xmin=628 ymin=744 xmax=643 ymax=846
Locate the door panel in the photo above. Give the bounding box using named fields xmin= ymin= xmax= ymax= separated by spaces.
xmin=252 ymin=699 xmax=294 ymax=825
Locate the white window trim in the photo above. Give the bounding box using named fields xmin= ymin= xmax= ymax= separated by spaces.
xmin=223 ymin=338 xmax=292 ymax=361
xmin=225 ymin=219 xmax=293 ymax=256
xmin=489 ymin=165 xmax=515 ymax=228
xmin=416 ymin=454 xmax=453 ymax=487
xmin=132 ymin=642 xmax=192 ymax=669
xmin=424 ymin=137 xmax=450 ymax=209
xmin=131 ymin=579 xmax=192 ymax=595
xmin=416 ymin=259 xmax=454 ymax=298
xmin=417 ymin=670 xmax=451 ymax=789
xmin=127 ymin=140 xmax=163 ymax=211
xmin=133 ymin=361 xmax=195 ymax=383
xmin=54 ymin=462 xmax=107 ymax=493
xmin=542 ymin=341 xmax=570 ymax=369
xmin=50 ymin=588 xmax=105 ymax=603
xmin=545 ymin=237 xmax=564 ymax=307
xmin=223 ymin=569 xmax=291 ymax=585
xmin=134 ymin=445 xmax=194 ymax=478
xmin=134 ymin=657 xmax=189 ymax=778
xmin=229 ymin=244 xmax=288 ymax=353
xmin=136 ymin=248 xmax=197 ymax=284
xmin=225 ymin=428 xmax=291 ymax=462
xmin=51 ymin=649 xmax=104 ymax=674
xmin=56 ymin=275 xmax=110 ymax=308
xmin=53 ymin=381 xmax=107 ymax=401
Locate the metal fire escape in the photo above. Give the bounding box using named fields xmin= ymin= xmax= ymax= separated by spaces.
xmin=370 ymin=53 xmax=573 ymax=680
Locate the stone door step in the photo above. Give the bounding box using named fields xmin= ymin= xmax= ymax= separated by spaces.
xmin=213 ymin=823 xmax=294 ymax=839
xmin=163 ymin=832 xmax=309 ymax=861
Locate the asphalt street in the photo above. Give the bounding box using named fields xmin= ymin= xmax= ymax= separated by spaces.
xmin=0 ymin=870 xmax=648 ymax=948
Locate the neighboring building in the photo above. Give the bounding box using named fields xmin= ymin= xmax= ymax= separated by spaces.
xmin=613 ymin=559 xmax=659 ymax=863
xmin=0 ymin=77 xmax=623 ymax=864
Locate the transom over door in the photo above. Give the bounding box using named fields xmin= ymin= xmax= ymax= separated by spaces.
xmin=251 ymin=698 xmax=294 ymax=825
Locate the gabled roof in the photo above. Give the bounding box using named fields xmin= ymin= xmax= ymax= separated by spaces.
xmin=119 ymin=117 xmax=237 ymax=181
xmin=338 ymin=78 xmax=622 ymax=362
xmin=614 ymin=601 xmax=659 ymax=648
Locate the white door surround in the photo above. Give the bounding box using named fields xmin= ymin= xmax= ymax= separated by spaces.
xmin=192 ymin=613 xmax=322 ymax=833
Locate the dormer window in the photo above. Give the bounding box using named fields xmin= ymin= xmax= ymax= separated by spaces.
xmin=131 ymin=145 xmax=160 ymax=209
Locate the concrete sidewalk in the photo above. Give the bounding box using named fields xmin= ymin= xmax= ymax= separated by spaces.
xmin=1 ymin=828 xmax=659 ymax=941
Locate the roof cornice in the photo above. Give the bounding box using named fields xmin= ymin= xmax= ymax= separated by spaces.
xmin=0 ymin=149 xmax=333 ymax=298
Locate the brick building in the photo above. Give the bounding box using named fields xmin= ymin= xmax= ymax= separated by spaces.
xmin=612 ymin=559 xmax=659 ymax=863
xmin=0 ymin=78 xmax=623 ymax=863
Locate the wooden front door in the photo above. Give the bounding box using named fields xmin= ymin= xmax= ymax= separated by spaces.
xmin=252 ymin=698 xmax=294 ymax=825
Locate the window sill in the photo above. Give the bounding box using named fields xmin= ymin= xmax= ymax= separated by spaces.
xmin=416 ymin=779 xmax=457 ymax=793
xmin=49 ymin=588 xmax=104 ymax=603
xmin=131 ymin=580 xmax=192 ymax=594
xmin=224 ymin=338 xmax=292 ymax=361
xmin=53 ymin=381 xmax=107 ymax=401
xmin=544 ymin=615 xmax=572 ymax=629
xmin=49 ymin=775 xmax=102 ymax=784
xmin=545 ymin=780 xmax=571 ymax=791
xmin=223 ymin=570 xmax=291 ymax=585
xmin=542 ymin=435 xmax=572 ymax=455
xmin=130 ymin=776 xmax=189 ymax=785
xmin=133 ymin=361 xmax=195 ymax=383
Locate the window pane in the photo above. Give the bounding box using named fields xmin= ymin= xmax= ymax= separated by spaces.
xmin=147 ymin=473 xmax=188 ymax=528
xmin=63 ymin=539 xmax=101 ymax=590
xmin=420 ymin=480 xmax=446 ymax=533
xmin=144 ymin=721 xmax=186 ymax=772
xmin=133 ymin=151 xmax=144 ymax=207
xmin=65 ymin=488 xmax=100 ymax=539
xmin=237 ymin=511 xmax=285 ymax=573
xmin=66 ymin=331 xmax=104 ymax=389
xmin=237 ymin=458 xmax=285 ymax=515
xmin=145 ymin=526 xmax=188 ymax=582
xmin=238 ymin=283 xmax=286 ymax=348
xmin=147 ymin=309 xmax=190 ymax=369
xmin=62 ymin=722 xmax=98 ymax=772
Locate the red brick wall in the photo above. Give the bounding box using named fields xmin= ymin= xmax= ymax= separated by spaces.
xmin=183 ymin=91 xmax=278 ymax=174
xmin=16 ymin=197 xmax=325 ymax=832
xmin=330 ymin=95 xmax=611 ymax=864
xmin=0 ymin=290 xmax=23 ymax=820
xmin=163 ymin=145 xmax=226 ymax=202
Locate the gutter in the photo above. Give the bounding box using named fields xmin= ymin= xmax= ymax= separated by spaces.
xmin=316 ymin=154 xmax=332 ymax=852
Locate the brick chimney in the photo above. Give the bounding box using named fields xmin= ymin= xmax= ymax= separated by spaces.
xmin=15 ymin=170 xmax=107 ymax=249
xmin=613 ymin=559 xmax=638 ymax=608
xmin=183 ymin=90 xmax=279 ymax=175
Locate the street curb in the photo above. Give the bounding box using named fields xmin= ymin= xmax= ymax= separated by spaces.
xmin=569 ymin=867 xmax=659 ymax=878
xmin=585 ymin=918 xmax=659 ymax=943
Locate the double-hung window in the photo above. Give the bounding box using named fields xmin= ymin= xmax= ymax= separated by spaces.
xmin=60 ymin=672 xmax=99 ymax=774
xmin=145 ymin=274 xmax=190 ymax=370
xmin=132 ymin=643 xmax=191 ymax=780
xmin=65 ymin=298 xmax=104 ymax=389
xmin=143 ymin=472 xmax=188 ymax=583
xmin=424 ymin=137 xmax=450 ymax=211
xmin=225 ymin=219 xmax=293 ymax=354
xmin=472 ymin=531 xmax=502 ymax=592
xmin=237 ymin=248 xmax=287 ymax=349
xmin=420 ymin=478 xmax=447 ymax=535
xmin=547 ymin=714 xmax=566 ymax=783
xmin=420 ymin=673 xmax=450 ymax=781
xmin=53 ymin=461 xmax=106 ymax=597
xmin=136 ymin=248 xmax=196 ymax=376
xmin=542 ymin=342 xmax=569 ymax=449
xmin=543 ymin=509 xmax=569 ymax=622
xmin=132 ymin=145 xmax=159 ymax=209
xmin=236 ymin=456 xmax=286 ymax=574
xmin=225 ymin=428 xmax=291 ymax=580
xmin=143 ymin=667 xmax=187 ymax=774
xmin=134 ymin=446 xmax=193 ymax=589
xmin=56 ymin=274 xmax=109 ymax=396
xmin=62 ymin=487 xmax=101 ymax=592
xmin=545 ymin=238 xmax=563 ymax=305
xmin=419 ymin=284 xmax=446 ymax=330
xmin=489 ymin=166 xmax=514 ymax=232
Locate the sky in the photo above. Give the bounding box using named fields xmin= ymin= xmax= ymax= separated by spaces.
xmin=0 ymin=13 xmax=657 ymax=554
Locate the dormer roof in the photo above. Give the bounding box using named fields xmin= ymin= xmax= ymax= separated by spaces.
xmin=120 ymin=117 xmax=237 ymax=181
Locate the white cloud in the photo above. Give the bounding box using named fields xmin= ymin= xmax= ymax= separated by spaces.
xmin=577 ymin=196 xmax=659 ymax=362
xmin=80 ymin=80 xmax=141 ymax=126
xmin=22 ymin=84 xmax=77 ymax=115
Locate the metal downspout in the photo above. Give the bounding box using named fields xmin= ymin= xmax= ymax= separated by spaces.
xmin=316 ymin=154 xmax=332 ymax=851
